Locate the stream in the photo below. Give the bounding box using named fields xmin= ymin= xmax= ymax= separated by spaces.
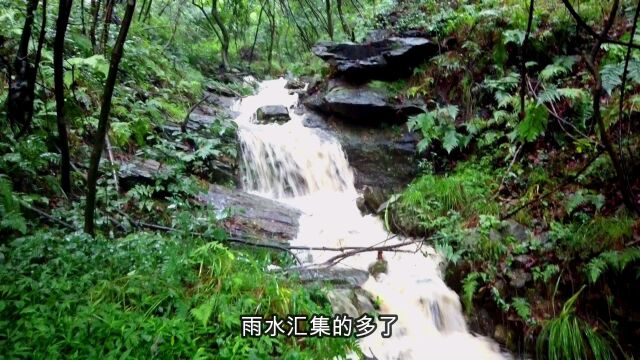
xmin=232 ymin=78 xmax=511 ymax=360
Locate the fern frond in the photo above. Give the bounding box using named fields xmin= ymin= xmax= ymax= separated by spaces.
xmin=585 ymin=247 xmax=640 ymax=283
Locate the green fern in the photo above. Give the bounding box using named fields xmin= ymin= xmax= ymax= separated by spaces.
xmin=512 ymin=297 xmax=535 ymax=325
xmin=408 ymin=105 xmax=466 ymax=154
xmin=515 ymin=102 xmax=549 ymax=142
xmin=601 ymin=63 xmax=624 ymax=96
xmin=462 ymin=272 xmax=482 ymax=315
xmin=538 ymin=87 xmax=588 ymax=105
xmin=585 ymin=247 xmax=640 ymax=283
xmin=540 ymin=56 xmax=578 ymax=81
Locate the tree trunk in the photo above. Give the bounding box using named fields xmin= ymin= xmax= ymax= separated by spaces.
xmin=249 ymin=0 xmax=265 ymax=64
xmin=100 ymin=0 xmax=114 ymax=54
xmin=90 ymin=0 xmax=102 ymax=52
xmin=7 ymin=0 xmax=38 ymax=136
xmin=84 ymin=0 xmax=137 ymax=235
xmin=519 ymin=0 xmax=534 ymax=121
xmin=265 ymin=1 xmax=275 ymax=71
xmin=211 ymin=0 xmax=229 ymax=69
xmin=585 ymin=0 xmax=639 ymax=215
xmin=80 ymin=0 xmax=86 ymax=35
xmin=336 ymin=0 xmax=354 ymax=41
xmin=143 ymin=0 xmax=153 ymax=23
xmin=53 ymin=0 xmax=73 ymax=194
xmin=325 ymin=0 xmax=333 ymax=40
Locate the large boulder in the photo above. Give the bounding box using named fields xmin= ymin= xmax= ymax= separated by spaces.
xmin=197 ymin=184 xmax=301 ymax=242
xmin=255 ymin=105 xmax=290 ymax=124
xmin=312 ymin=37 xmax=438 ymax=82
xmin=117 ymin=158 xmax=173 ymax=190
xmin=303 ymin=81 xmax=424 ymax=124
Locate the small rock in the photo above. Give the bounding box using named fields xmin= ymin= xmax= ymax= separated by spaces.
xmin=255 ymin=105 xmax=290 ymax=124
xmin=356 ymin=196 xmax=367 ymax=213
xmin=508 ymin=268 xmax=532 ymax=289
xmin=117 ymin=158 xmax=168 ymax=190
xmin=512 ymin=254 xmax=534 ymax=268
xmin=284 ymin=78 xmax=305 ymax=90
xmin=362 ymin=186 xmax=390 ymax=214
xmin=502 ymin=220 xmax=530 ymax=242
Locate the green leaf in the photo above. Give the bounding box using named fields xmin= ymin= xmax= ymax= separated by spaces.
xmin=442 ymin=130 xmax=460 ymax=153
xmin=68 ymin=55 xmax=109 ymax=78
xmin=191 ymin=299 xmax=214 ymax=327
xmin=516 ymin=103 xmax=548 ymax=142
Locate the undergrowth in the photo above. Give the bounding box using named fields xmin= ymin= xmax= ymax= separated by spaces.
xmin=0 ymin=230 xmax=355 ymax=359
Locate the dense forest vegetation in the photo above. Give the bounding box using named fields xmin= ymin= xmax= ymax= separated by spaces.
xmin=1 ymin=0 xmax=639 ymax=359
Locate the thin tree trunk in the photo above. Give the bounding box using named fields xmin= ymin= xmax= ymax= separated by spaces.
xmin=584 ymin=0 xmax=638 ymax=214
xmin=100 ymin=0 xmax=114 ymax=54
xmin=249 ymin=0 xmax=265 ymax=64
xmin=162 ymin=6 xmax=181 ymax=51
xmin=617 ymin=2 xmax=640 ymax=171
xmin=142 ymin=0 xmax=153 ymax=22
xmin=336 ymin=0 xmax=353 ymax=41
xmin=325 ymin=0 xmax=333 ymax=40
xmin=519 ymin=0 xmax=534 ymax=121
xmin=54 ymin=0 xmax=73 ymax=194
xmin=80 ymin=0 xmax=86 ymax=34
xmin=211 ymin=0 xmax=229 ymax=69
xmin=7 ymin=0 xmax=38 ymax=136
xmin=265 ymin=1 xmax=275 ymax=71
xmin=138 ymin=0 xmax=147 ymax=21
xmin=90 ymin=0 xmax=102 ymax=52
xmin=85 ymin=0 xmax=137 ymax=235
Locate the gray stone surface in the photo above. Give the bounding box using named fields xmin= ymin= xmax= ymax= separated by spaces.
xmin=197 ymin=184 xmax=301 ymax=242
xmin=312 ymin=37 xmax=439 ymax=82
xmin=255 ymin=105 xmax=290 ymax=124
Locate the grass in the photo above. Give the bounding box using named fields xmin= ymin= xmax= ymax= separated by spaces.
xmin=397 ymin=163 xmax=499 ymax=230
xmin=537 ymin=287 xmax=617 ymax=360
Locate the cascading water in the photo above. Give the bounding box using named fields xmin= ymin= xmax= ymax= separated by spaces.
xmin=232 ymin=78 xmax=510 ymax=360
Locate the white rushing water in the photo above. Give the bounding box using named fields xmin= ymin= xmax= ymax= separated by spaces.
xmin=232 ymin=78 xmax=510 ymax=360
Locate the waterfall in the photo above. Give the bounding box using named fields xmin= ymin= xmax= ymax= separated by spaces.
xmin=232 ymin=78 xmax=510 ymax=360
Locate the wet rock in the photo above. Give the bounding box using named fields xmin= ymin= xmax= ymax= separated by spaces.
xmin=512 ymin=254 xmax=535 ymax=269
xmin=183 ymin=94 xmax=238 ymax=132
xmin=356 ymin=196 xmax=367 ymax=213
xmin=507 ymin=268 xmax=532 ymax=289
xmin=493 ymin=324 xmax=516 ymax=349
xmin=327 ymin=289 xmax=360 ymax=317
xmin=284 ymin=78 xmax=305 ymax=90
xmin=301 ymin=112 xmax=418 ymax=190
xmin=327 ymin=288 xmax=376 ymax=318
xmin=197 ymin=184 xmax=301 ymax=242
xmin=312 ymin=37 xmax=439 ymax=82
xmin=501 ymin=220 xmax=530 ymax=242
xmin=361 ymin=185 xmax=391 ymax=214
xmin=354 ymin=289 xmax=376 ymax=313
xmin=308 ymin=83 xmax=424 ymax=123
xmin=292 ymin=267 xmax=369 ymax=287
xmin=255 ymin=105 xmax=290 ymax=124
xmin=467 ymin=307 xmax=496 ymax=337
xmin=205 ymin=83 xmax=237 ymax=97
xmin=117 ymin=158 xmax=171 ymax=190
